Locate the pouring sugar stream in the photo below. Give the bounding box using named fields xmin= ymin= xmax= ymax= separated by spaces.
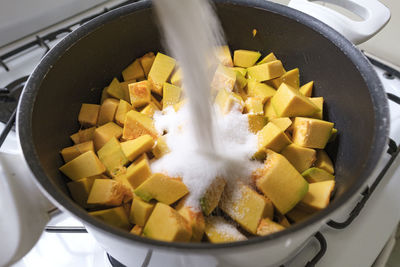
xmin=152 ymin=0 xmax=261 ymax=209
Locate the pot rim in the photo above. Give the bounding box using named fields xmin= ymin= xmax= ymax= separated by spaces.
xmin=17 ymin=0 xmax=389 ymax=251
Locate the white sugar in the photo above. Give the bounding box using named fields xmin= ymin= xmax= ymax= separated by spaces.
xmin=207 ymin=216 xmax=247 ymax=241
xmin=151 ymin=103 xmax=262 ymax=210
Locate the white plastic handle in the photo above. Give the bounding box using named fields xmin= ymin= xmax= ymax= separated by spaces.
xmin=288 ymin=0 xmax=391 ymax=44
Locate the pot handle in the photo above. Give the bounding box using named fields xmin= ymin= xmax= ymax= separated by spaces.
xmin=288 ymin=0 xmax=390 ymax=44
xmin=0 ymin=151 xmax=55 ymax=265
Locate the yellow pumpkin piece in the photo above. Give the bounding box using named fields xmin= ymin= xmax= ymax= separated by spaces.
xmin=247 ymin=80 xmax=276 ymax=104
xmin=121 ymin=134 xmax=155 ymax=161
xmin=215 ymin=89 xmax=244 ymax=114
xmin=257 ymin=122 xmax=291 ymax=154
xmin=200 ymin=177 xmax=226 ymax=216
xmin=148 ymin=53 xmax=176 ymax=95
xmin=269 ymin=68 xmax=300 ymax=89
xmin=101 ymin=86 xmax=110 ymax=104
xmin=123 ymin=155 xmax=152 ymax=189
xmin=300 ymin=180 xmax=335 ymax=212
xmin=122 ymin=59 xmax=145 ymax=81
xmin=163 ymin=83 xmax=182 ymax=109
xmin=122 ymin=110 xmax=157 ymax=141
xmin=256 ymin=218 xmax=285 ymax=236
xmin=115 ymin=100 xmax=133 ymax=126
xmin=150 ymin=94 xmax=163 ymax=110
xmin=129 ymin=196 xmax=156 ymax=226
xmin=89 ymin=206 xmax=131 ymax=231
xmin=286 ymin=206 xmax=314 ymax=223
xmin=257 ymin=52 xmax=277 ymax=65
xmin=128 ymin=80 xmax=151 ymax=108
xmin=309 ymin=97 xmax=324 ymax=120
xmin=314 ymin=149 xmax=335 ymax=174
xmin=119 ymin=80 xmax=136 ymax=102
xmin=302 ymin=167 xmax=335 ymax=183
xmin=215 ymin=45 xmax=233 ymax=67
xmin=247 ymin=60 xmax=285 ymax=82
xmin=61 ymin=141 xmax=95 ymax=163
xmin=292 ymin=117 xmax=334 ymax=149
xmin=97 ymin=98 xmax=119 ymax=126
xmin=78 ymin=104 xmax=100 ymax=127
xmin=264 ymin=99 xmax=277 ymax=120
xmin=59 ymin=151 xmax=106 ymax=181
xmin=329 ymin=128 xmax=338 ymax=143
xmin=134 ymin=173 xmax=188 ymax=205
xmin=247 ymin=114 xmax=268 ymax=134
xmin=211 ymin=64 xmax=236 ymax=92
xmin=176 ymin=200 xmax=205 ymax=242
xmin=271 ymin=83 xmax=320 ymax=117
xmin=233 ymin=49 xmax=261 ymax=68
xmin=139 ymin=52 xmax=156 ymax=78
xmin=281 ymin=144 xmax=316 ymax=173
xmin=233 ymin=69 xmax=248 ymax=93
xmin=220 ymin=182 xmax=274 ymax=234
xmin=97 ymin=137 xmax=129 ymax=176
xmin=143 ymin=203 xmax=192 ymax=242
xmin=152 ymin=136 xmax=170 ymax=159
xmin=253 ymin=150 xmax=309 ymax=214
xmin=67 ymin=177 xmax=96 ymax=208
xmin=140 ymin=103 xmax=159 ymax=117
xmin=130 ymin=225 xmax=143 ymax=235
xmin=107 ymin=77 xmax=126 ymax=101
xmin=173 ymin=99 xmax=187 ymax=112
xmin=270 ymin=117 xmax=292 ymax=132
xmin=205 ymin=216 xmax=247 ymax=243
xmin=87 ymin=179 xmax=130 ymax=206
xmin=299 ymin=81 xmax=314 ymax=97
xmin=93 ymin=122 xmax=123 ymax=151
xmin=276 ymin=212 xmax=291 ymax=228
xmin=232 ymin=67 xmax=247 ymax=76
xmin=245 ymin=97 xmax=264 ymax=115
xmin=70 ymin=127 xmax=96 ymax=144
xmin=170 ymin=68 xmax=183 ymax=87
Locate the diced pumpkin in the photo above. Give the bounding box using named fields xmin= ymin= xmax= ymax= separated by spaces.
xmin=143 ymin=202 xmax=192 ymax=242
xmin=269 ymin=68 xmax=300 ymax=89
xmin=264 ymin=99 xmax=277 ymax=120
xmin=176 ymin=199 xmax=205 ymax=242
xmin=286 ymin=206 xmax=314 ymax=223
xmin=70 ymin=127 xmax=96 ymax=144
xmin=299 ymin=81 xmax=314 ymax=97
xmin=200 ymin=177 xmax=226 ymax=216
xmin=302 ymin=167 xmax=335 ymax=183
xmin=309 ymin=97 xmax=324 ymax=120
xmin=107 ymin=78 xmax=126 ymax=100
xmin=122 ymin=110 xmax=158 ymax=141
xmin=162 ymin=83 xmax=182 ymax=108
xmin=299 ymin=180 xmax=335 ymax=211
xmin=115 ymin=99 xmax=133 ymax=126
xmin=59 ymin=151 xmax=106 ymax=181
xmin=271 ymin=83 xmax=319 ymax=117
xmin=87 ymin=179 xmax=129 ymax=206
xmin=170 ymin=68 xmax=183 ymax=87
xmin=281 ymin=144 xmax=316 ymax=173
xmin=247 ymin=114 xmax=268 ymax=134
xmin=292 ymin=117 xmax=334 ymax=149
xmin=122 ymin=59 xmax=145 ymax=81
xmin=130 ymin=225 xmax=143 ymax=235
xmin=257 ymin=52 xmax=277 ymax=65
xmin=152 ymin=136 xmax=170 ymax=159
xmin=314 ymin=150 xmax=335 ymax=174
xmin=215 ymin=89 xmax=244 ymax=114
xmin=93 ymin=122 xmax=123 ymax=151
xmin=134 ymin=173 xmax=188 ymax=204
xmin=256 ymin=218 xmax=285 ymax=236
xmin=140 ymin=103 xmax=159 ymax=117
xmin=61 ymin=141 xmax=95 ymax=163
xmin=67 ymin=177 xmax=96 ymax=208
xmin=247 ymin=60 xmax=285 ymax=82
xmin=97 ymin=98 xmax=119 ymax=126
xmin=247 ymin=80 xmax=276 ymax=104
xmin=270 ymin=117 xmax=292 ymax=132
xmin=253 ymin=150 xmax=309 ymax=214
xmin=244 ymin=97 xmax=264 ymax=115
xmin=257 ymin=122 xmax=291 ymax=154
xmin=129 ymin=196 xmax=155 ymax=226
xmin=78 ymin=104 xmax=100 ymax=127
xmin=89 ymin=206 xmax=131 ymax=230
xmin=233 ymin=50 xmax=261 ymax=68
xmin=139 ymin=52 xmax=156 ymax=78
xmin=204 ymin=216 xmax=246 ymax=243
xmin=220 ymin=182 xmax=274 ymax=234
xmin=211 ymin=64 xmax=236 ymax=92
xmin=97 ymin=137 xmax=129 ymax=176
xmin=129 ymin=80 xmax=151 ymax=108
xmin=121 ymin=134 xmax=155 ymax=161
xmin=148 ymin=53 xmax=176 ymax=95
xmin=123 ymin=155 xmax=152 ymax=189
xmin=215 ymin=45 xmax=233 ymax=67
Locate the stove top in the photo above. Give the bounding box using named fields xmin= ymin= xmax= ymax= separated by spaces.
xmin=1 ymin=1 xmax=399 ymax=267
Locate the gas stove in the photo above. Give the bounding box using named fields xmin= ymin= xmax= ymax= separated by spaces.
xmin=1 ymin=1 xmax=399 ymax=267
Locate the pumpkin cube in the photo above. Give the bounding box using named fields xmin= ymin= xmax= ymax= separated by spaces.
xmin=122 ymin=59 xmax=145 ymax=81
xmin=200 ymin=177 xmax=226 ymax=216
xmin=211 ymin=64 xmax=237 ymax=92
xmin=257 ymin=52 xmax=277 ymax=65
xmin=269 ymin=68 xmax=300 ymax=89
xmin=176 ymin=199 xmax=205 ymax=242
xmin=247 ymin=60 xmax=285 ymax=82
xmin=256 ymin=218 xmax=285 ymax=236
xmin=247 ymin=114 xmax=268 ymax=134
xmin=205 ymin=216 xmax=246 ymax=243
xmin=93 ymin=122 xmax=123 ymax=151
xmin=97 ymin=98 xmax=119 ymax=126
xmin=70 ymin=127 xmax=96 ymax=144
xmin=97 ymin=137 xmax=129 ymax=176
xmin=115 ymin=99 xmax=133 ymax=126
xmin=281 ymin=144 xmax=316 ymax=173
xmin=59 ymin=151 xmax=106 ymax=181
xmin=247 ymin=80 xmax=276 ymax=104
xmin=139 ymin=52 xmax=155 ymax=78
xmin=78 ymin=104 xmax=100 ymax=127
xmin=148 ymin=53 xmax=176 ymax=95
xmin=292 ymin=117 xmax=334 ymax=149
xmin=89 ymin=206 xmax=131 ymax=230
xmin=152 ymin=136 xmax=170 ymax=159
xmin=129 ymin=196 xmax=156 ymax=226
xmin=257 ymin=122 xmax=291 ymax=154
xmin=163 ymin=83 xmax=182 ymax=108
xmin=121 ymin=134 xmax=154 ymax=161
xmin=233 ymin=49 xmax=261 ymax=68
xmin=215 ymin=45 xmax=233 ymax=67
xmin=129 ymin=80 xmax=151 ymax=108
xmin=67 ymin=177 xmax=96 ymax=208
xmin=87 ymin=179 xmax=129 ymax=206
xmin=61 ymin=141 xmax=95 ymax=162
xmin=299 ymin=180 xmax=335 ymax=211
xmin=123 ymin=110 xmax=157 ymax=141
xmin=299 ymin=81 xmax=314 ymax=97
xmin=314 ymin=150 xmax=334 ymax=174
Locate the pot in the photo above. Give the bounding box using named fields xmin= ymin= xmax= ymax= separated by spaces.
xmin=2 ymin=0 xmax=391 ymax=266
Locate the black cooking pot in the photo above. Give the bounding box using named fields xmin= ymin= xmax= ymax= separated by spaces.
xmin=17 ymin=0 xmax=389 ymax=266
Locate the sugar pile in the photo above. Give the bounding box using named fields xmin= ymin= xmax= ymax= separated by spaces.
xmin=151 ymin=103 xmax=262 ymax=209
